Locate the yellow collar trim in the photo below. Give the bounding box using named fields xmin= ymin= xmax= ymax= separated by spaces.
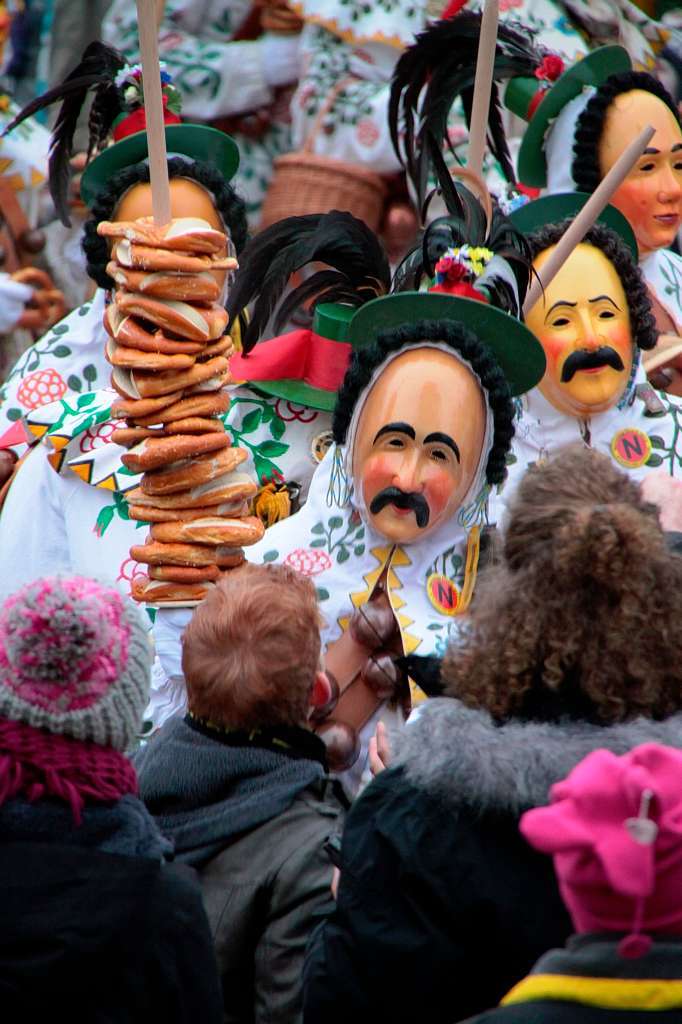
xmin=502 ymin=974 xmax=682 ymax=1011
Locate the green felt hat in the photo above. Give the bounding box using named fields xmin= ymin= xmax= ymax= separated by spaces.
xmin=510 ymin=192 xmax=638 ymax=260
xmin=250 ymin=303 xmax=355 ymax=413
xmin=80 ymin=123 xmax=240 ymax=209
xmin=505 ymin=46 xmax=631 ymax=189
xmin=347 ymin=292 xmax=546 ymax=397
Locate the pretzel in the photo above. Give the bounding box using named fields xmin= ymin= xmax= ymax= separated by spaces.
xmin=161 ymin=417 xmax=225 ymax=434
xmin=106 ymin=262 xmax=221 ymax=303
xmin=131 ymin=540 xmax=223 ymax=567
xmin=121 ymin=431 xmax=230 ymax=473
xmin=140 ymin=445 xmax=247 ymax=496
xmin=216 ymin=547 xmax=245 ymax=569
xmin=98 ymin=216 xmax=226 ymax=254
xmin=128 ymin=499 xmax=248 ymax=522
xmin=127 ymin=390 xmax=229 ymax=426
xmin=13 ymin=267 xmax=66 ymax=331
xmin=149 ymin=564 xmax=221 ymax=583
xmin=114 ymin=240 xmax=237 ymax=273
xmin=104 ymin=304 xmax=205 ymax=355
xmin=115 ymin=293 xmax=229 ymax=341
xmin=112 ymin=356 xmax=229 ymax=398
xmin=105 ymin=337 xmax=196 ymax=372
xmin=196 ymin=335 xmax=233 ymax=360
xmin=111 ymin=389 xmax=185 ymax=419
xmin=131 ymin=577 xmax=215 ymax=603
xmin=112 ymin=427 xmax=166 ymax=447
xmin=127 ymin=469 xmax=256 ymax=509
xmin=150 ymin=515 xmax=264 ymax=547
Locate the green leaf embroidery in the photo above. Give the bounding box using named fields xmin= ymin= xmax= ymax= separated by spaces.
xmin=51 ymin=324 xmax=69 ymax=336
xmin=315 ymin=587 xmax=330 ymax=602
xmin=262 ymin=550 xmax=279 ymax=562
xmin=270 ymin=416 xmax=285 ymax=440
xmin=258 ymin=440 xmax=288 ymax=457
xmin=328 ymin=516 xmax=343 ymax=529
xmin=649 ymin=435 xmax=665 ymax=449
xmin=95 ymin=505 xmax=115 ymax=536
xmin=77 ymin=393 xmax=96 ymax=407
xmin=52 ymin=345 xmax=71 ymax=358
xmin=83 ymin=364 xmax=98 ymax=383
xmin=354 ymin=544 xmax=365 ymax=556
xmin=646 ymin=453 xmax=664 ymax=467
xmin=309 ymin=538 xmax=326 ymax=548
xmin=311 ymin=523 xmax=325 ymax=535
xmin=6 ymin=408 xmax=21 ymax=421
xmin=337 ymin=547 xmax=350 ymax=563
xmin=241 ymin=408 xmax=263 ymax=433
xmin=67 ymin=375 xmax=82 ymax=393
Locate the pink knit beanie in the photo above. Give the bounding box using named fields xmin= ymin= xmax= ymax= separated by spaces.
xmin=520 ymin=743 xmax=682 ymax=957
xmin=0 ymin=577 xmax=151 ymax=751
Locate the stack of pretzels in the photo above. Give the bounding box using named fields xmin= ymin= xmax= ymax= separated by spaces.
xmin=101 ymin=214 xmax=265 ymax=605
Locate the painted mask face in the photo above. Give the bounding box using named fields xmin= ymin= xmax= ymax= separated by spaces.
xmin=114 ymin=178 xmax=229 ymax=285
xmin=526 ymin=243 xmax=634 ymax=418
xmin=351 ymin=348 xmax=487 ymax=543
xmin=598 ymin=90 xmax=682 ymax=257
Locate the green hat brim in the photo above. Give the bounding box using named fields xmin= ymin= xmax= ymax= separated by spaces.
xmin=250 ymin=379 xmax=337 ymax=413
xmin=510 ymin=192 xmax=638 ymax=260
xmin=514 ymin=46 xmax=631 ymax=188
xmin=348 ymin=293 xmax=546 ymax=397
xmin=80 ymin=124 xmax=240 ymax=209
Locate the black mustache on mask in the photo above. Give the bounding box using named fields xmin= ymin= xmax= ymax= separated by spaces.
xmin=369 ymin=487 xmax=430 ymax=528
xmin=560 ymin=346 xmax=625 ymax=383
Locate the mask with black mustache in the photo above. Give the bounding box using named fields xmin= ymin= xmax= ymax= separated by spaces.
xmin=369 ymin=487 xmax=430 ymax=528
xmin=561 ymin=346 xmax=625 ymax=383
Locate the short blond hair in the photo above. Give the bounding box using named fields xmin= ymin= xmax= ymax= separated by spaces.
xmin=182 ymin=562 xmax=322 ymax=730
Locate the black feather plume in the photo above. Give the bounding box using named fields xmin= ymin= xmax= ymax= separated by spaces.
xmin=390 ymin=11 xmax=546 ymax=208
xmin=227 ymin=211 xmax=391 ymax=354
xmin=3 ymin=41 xmax=126 ymax=225
xmin=395 ymin=655 xmax=444 ymax=698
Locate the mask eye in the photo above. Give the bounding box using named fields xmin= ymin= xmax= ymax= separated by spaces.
xmin=639 ymin=162 xmax=655 ymax=172
xmin=551 ymin=316 xmax=570 ymax=328
xmin=387 ymin=437 xmax=404 ymax=448
xmin=430 ymin=448 xmax=447 ymax=462
xmin=598 ymin=309 xmax=615 ymax=319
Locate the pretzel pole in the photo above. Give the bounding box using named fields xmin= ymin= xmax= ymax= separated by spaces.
xmin=136 ymin=0 xmax=171 ymax=226
xmin=523 ymin=125 xmax=654 ymax=315
xmin=466 ymin=0 xmax=499 ymax=179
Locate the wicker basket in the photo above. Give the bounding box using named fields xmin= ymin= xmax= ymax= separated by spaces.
xmin=259 ymin=78 xmax=387 ymax=231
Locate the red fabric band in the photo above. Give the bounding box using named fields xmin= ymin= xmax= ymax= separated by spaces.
xmin=113 ymin=102 xmax=182 ymax=142
xmin=230 ymin=329 xmax=353 ymax=393
xmin=526 ymin=86 xmax=549 ymax=121
xmin=0 ymin=717 xmax=138 ymax=825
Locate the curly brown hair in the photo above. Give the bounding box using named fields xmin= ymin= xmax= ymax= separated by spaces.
xmin=442 ymin=449 xmax=682 ymax=725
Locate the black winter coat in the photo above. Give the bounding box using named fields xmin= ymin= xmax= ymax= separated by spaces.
xmin=303 ymin=700 xmax=682 ymax=1024
xmin=0 ymin=804 xmax=223 ymax=1023
xmin=464 ymin=935 xmax=682 ymax=1024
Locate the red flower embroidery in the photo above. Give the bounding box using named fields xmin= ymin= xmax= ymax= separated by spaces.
xmin=79 ymin=419 xmax=116 ymax=453
xmin=117 ymin=557 xmax=148 ymax=596
xmin=284 ymin=548 xmax=332 ymax=577
xmin=16 ymin=368 xmax=67 ymax=410
xmin=273 ymin=399 xmax=318 ymax=423
xmin=356 ymin=119 xmax=379 ymax=147
xmin=499 ymin=0 xmax=523 ymax=10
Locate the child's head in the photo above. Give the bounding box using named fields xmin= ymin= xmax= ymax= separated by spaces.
xmin=521 ymin=743 xmax=682 ymax=957
xmin=182 ymin=562 xmax=328 ymax=731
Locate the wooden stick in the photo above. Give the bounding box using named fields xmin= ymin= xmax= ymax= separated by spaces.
xmin=156 ymin=0 xmax=165 ymax=28
xmin=466 ymin=0 xmax=499 ymax=179
xmin=136 ymin=0 xmax=171 ymax=226
xmin=523 ymin=124 xmax=655 ymax=315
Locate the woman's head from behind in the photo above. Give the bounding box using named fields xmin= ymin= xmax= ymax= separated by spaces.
xmin=442 ymin=449 xmax=682 ymax=724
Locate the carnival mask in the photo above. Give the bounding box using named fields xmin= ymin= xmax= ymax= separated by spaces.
xmin=598 ymin=89 xmax=682 ymax=257
xmin=526 ymin=243 xmax=634 ymax=418
xmin=351 ymin=348 xmax=486 ymax=543
xmin=114 ymin=178 xmax=230 ymax=286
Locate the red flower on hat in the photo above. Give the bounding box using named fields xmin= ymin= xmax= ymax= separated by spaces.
xmin=535 ymin=54 xmax=565 ymax=83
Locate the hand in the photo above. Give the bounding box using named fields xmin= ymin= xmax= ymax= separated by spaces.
xmin=640 ymin=470 xmax=682 ymax=532
xmin=368 ymin=720 xmax=391 ymax=776
xmin=331 ymin=866 xmax=340 ymax=900
xmin=0 ymin=450 xmax=17 ymax=489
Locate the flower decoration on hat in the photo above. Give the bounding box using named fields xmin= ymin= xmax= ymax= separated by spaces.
xmin=431 ymin=246 xmax=494 ymax=302
xmin=111 ymin=60 xmax=182 ymax=141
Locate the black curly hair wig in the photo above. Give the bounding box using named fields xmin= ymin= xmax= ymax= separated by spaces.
xmin=572 ymin=70 xmax=682 ymax=194
xmin=332 ymin=319 xmax=515 ymax=487
xmin=82 ymin=156 xmax=248 ymax=289
xmin=527 ymin=220 xmax=657 ymax=351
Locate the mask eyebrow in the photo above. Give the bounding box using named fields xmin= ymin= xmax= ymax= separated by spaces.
xmin=588 ymin=295 xmax=620 ymax=309
xmin=672 ymin=144 xmax=682 ymax=153
xmin=424 ymin=432 xmax=460 ymax=462
xmin=373 ymin=422 xmax=416 ymax=444
xmin=545 ymin=299 xmax=576 ymax=321
xmin=642 ymin=147 xmax=660 ymax=155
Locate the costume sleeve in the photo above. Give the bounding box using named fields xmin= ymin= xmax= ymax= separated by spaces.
xmin=254 ymin=806 xmax=339 ymax=1023
xmin=0 ymin=443 xmax=70 ymax=602
xmin=102 ymin=0 xmax=276 ymax=121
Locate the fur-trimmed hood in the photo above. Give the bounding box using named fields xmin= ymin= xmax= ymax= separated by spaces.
xmin=393 ymin=699 xmax=682 ymax=815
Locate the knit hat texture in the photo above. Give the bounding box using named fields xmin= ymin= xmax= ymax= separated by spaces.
xmin=521 ymin=743 xmax=682 ymax=952
xmin=0 ymin=577 xmax=152 ymax=751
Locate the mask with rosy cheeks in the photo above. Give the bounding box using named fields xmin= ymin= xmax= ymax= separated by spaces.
xmin=526 ymin=243 xmax=634 ymax=418
xmin=114 ymin=178 xmax=230 ymax=287
xmin=351 ymin=349 xmax=487 ymax=543
xmin=598 ymin=90 xmax=682 ymax=257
